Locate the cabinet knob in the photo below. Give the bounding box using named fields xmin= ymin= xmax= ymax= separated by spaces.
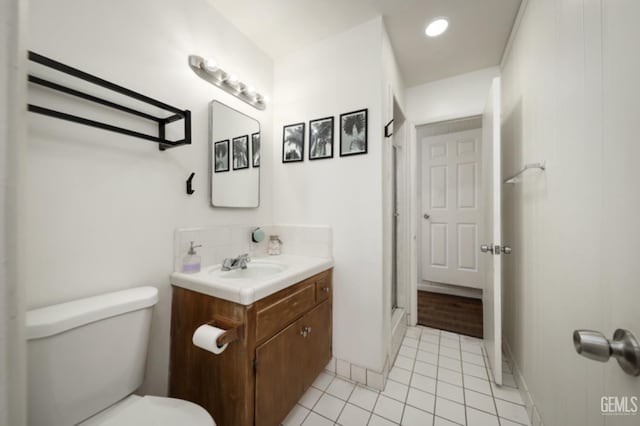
xmin=300 ymin=326 xmax=312 ymax=338
xmin=322 ymin=287 xmax=330 ymax=293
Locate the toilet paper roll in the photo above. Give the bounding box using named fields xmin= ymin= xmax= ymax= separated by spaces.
xmin=192 ymin=324 xmax=228 ymax=355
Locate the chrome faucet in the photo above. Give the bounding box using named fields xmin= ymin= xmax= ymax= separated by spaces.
xmin=221 ymin=253 xmax=251 ymax=271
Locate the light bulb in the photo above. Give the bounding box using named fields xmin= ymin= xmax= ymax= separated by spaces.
xmin=425 ymin=18 xmax=449 ymax=37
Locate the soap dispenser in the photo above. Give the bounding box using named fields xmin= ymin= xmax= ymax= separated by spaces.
xmin=182 ymin=241 xmax=203 ymax=273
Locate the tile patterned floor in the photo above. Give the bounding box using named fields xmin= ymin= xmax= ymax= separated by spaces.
xmin=282 ymin=325 xmax=531 ymax=426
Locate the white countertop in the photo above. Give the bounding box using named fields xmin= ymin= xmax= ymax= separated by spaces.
xmin=170 ymin=255 xmax=334 ymax=305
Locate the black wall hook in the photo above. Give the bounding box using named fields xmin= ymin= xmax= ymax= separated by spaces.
xmin=186 ymin=172 xmax=195 ymax=195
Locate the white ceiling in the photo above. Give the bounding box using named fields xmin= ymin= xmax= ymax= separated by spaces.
xmin=208 ymin=0 xmax=521 ymax=87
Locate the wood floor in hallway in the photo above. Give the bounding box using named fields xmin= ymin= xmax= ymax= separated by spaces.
xmin=417 ymin=291 xmax=483 ymax=338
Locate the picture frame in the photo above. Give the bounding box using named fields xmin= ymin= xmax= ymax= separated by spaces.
xmin=213 ymin=139 xmax=229 ymax=173
xmin=251 ymin=132 xmax=261 ymax=167
xmin=232 ymin=135 xmax=249 ymax=170
xmin=339 ymin=109 xmax=368 ymax=157
xmin=282 ymin=122 xmax=305 ymax=163
xmin=309 ymin=116 xmax=334 ymax=160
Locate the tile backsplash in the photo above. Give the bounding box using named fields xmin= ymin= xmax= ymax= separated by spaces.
xmin=174 ymin=224 xmax=332 ymax=272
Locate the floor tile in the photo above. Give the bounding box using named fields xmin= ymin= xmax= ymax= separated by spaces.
xmin=313 ymin=393 xmax=345 ymax=421
xmin=336 ymin=403 xmax=369 ymax=426
xmin=313 ymin=372 xmax=335 ymax=391
xmin=283 ymin=404 xmax=310 ymax=426
xmin=326 ymin=377 xmax=356 ymax=401
xmin=299 ymin=386 xmax=323 ymax=409
xmin=403 ymin=337 xmax=419 ymax=348
xmin=500 ymin=418 xmax=530 ymax=426
xmin=495 ymin=399 xmax=530 ymax=425
xmin=462 ymin=362 xmax=488 ymax=380
xmin=348 ymin=385 xmax=379 ymax=411
xmin=466 ymin=407 xmax=499 ymax=426
xmin=490 ymin=382 xmax=524 ymax=405
xmin=435 ymin=397 xmax=466 ymax=425
xmin=373 ymin=395 xmax=405 ymax=424
xmin=413 ymin=360 xmax=437 ymax=378
xmin=440 ymin=346 xmax=461 ymax=360
xmin=464 ymin=389 xmax=496 ymax=415
xmin=421 ymin=327 xmax=440 ymax=336
xmin=301 ymin=411 xmax=334 ymax=426
xmin=436 ymin=381 xmax=464 ymax=404
xmin=405 ymin=327 xmax=421 ymax=339
xmin=419 ymin=341 xmax=440 ymax=354
xmin=440 ymin=337 xmax=460 ymax=350
xmin=461 ymin=342 xmax=483 ymax=355
xmin=368 ymin=414 xmax=398 ymax=426
xmin=461 ymin=352 xmax=485 ymax=367
xmin=463 ymin=375 xmax=491 ymax=396
xmin=439 ymin=356 xmax=462 ymax=372
xmin=399 ymin=345 xmax=418 ymax=359
xmin=401 ymin=405 xmax=434 ymax=426
xmin=434 ymin=416 xmax=462 ymax=426
xmin=382 ymin=379 xmax=409 ymax=402
xmin=438 ymin=367 xmax=463 ymax=387
xmin=441 ymin=331 xmax=460 ymax=340
xmin=394 ymin=355 xmax=414 ymax=371
xmin=416 ymin=350 xmax=438 ymax=365
xmin=406 ymin=387 xmax=435 ymax=413
xmin=410 ymin=372 xmax=437 ymax=394
xmin=422 ymin=333 xmax=440 ymax=344
xmin=388 ymin=367 xmax=412 ymax=385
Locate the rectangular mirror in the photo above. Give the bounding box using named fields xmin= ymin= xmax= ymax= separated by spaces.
xmin=209 ymin=101 xmax=260 ymax=208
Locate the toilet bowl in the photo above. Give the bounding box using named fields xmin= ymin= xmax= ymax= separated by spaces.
xmin=79 ymin=395 xmax=213 ymax=426
xmin=26 ymin=286 xmax=215 ymax=426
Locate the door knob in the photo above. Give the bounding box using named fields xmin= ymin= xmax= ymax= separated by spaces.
xmin=480 ymin=244 xmax=492 ymax=253
xmin=501 ymin=245 xmax=512 ymax=254
xmin=573 ymin=329 xmax=640 ymax=376
xmin=423 ymin=213 xmax=430 ymax=220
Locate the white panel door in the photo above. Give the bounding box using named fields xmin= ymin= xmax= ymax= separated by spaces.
xmin=420 ymin=128 xmax=483 ymax=289
xmin=481 ymin=77 xmax=502 ymax=385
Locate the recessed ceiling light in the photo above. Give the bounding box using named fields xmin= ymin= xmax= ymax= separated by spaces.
xmin=425 ymin=18 xmax=449 ymax=37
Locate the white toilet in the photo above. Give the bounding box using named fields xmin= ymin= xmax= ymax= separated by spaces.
xmin=26 ymin=286 xmax=215 ymax=426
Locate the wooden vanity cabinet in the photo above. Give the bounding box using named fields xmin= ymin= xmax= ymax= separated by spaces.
xmin=169 ymin=269 xmax=333 ymax=426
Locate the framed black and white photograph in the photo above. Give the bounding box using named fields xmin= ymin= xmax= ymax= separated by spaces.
xmin=251 ymin=132 xmax=260 ymax=167
xmin=282 ymin=122 xmax=305 ymax=163
xmin=213 ymin=140 xmax=229 ymax=173
xmin=309 ymin=116 xmax=334 ymax=160
xmin=340 ymin=109 xmax=368 ymax=157
xmin=232 ymin=135 xmax=249 ymax=170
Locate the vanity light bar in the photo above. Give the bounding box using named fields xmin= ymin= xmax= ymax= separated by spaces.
xmin=188 ymin=54 xmax=267 ymax=111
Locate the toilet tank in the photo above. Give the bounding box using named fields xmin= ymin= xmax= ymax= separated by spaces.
xmin=26 ymin=286 xmax=159 ymax=426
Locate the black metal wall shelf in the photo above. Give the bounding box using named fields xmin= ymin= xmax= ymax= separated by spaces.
xmin=27 ymin=51 xmax=191 ymax=151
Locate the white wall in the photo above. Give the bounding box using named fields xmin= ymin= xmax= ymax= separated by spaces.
xmin=501 ymin=0 xmax=607 ymax=424
xmin=26 ymin=0 xmax=274 ymax=395
xmin=405 ymin=67 xmax=500 ymax=125
xmin=273 ymin=18 xmax=387 ymax=372
xmin=1 ymin=0 xmax=27 ymax=424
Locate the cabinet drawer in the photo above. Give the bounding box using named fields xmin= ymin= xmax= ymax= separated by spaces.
xmin=256 ymin=282 xmax=316 ymax=343
xmin=315 ymin=273 xmax=332 ymax=302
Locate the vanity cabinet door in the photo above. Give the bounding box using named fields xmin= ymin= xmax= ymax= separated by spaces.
xmin=255 ymin=301 xmax=332 ymax=426
xmin=298 ymin=300 xmax=332 ymax=390
xmin=255 ymin=317 xmax=306 ymax=426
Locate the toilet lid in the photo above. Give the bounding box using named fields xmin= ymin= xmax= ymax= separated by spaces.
xmin=80 ymin=395 xmax=215 ymax=426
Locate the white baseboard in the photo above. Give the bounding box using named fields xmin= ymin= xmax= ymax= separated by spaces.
xmin=418 ymin=281 xmax=482 ymax=299
xmin=503 ymin=339 xmax=545 ymax=426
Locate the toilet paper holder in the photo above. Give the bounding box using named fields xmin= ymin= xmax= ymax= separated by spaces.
xmin=206 ymin=316 xmax=243 ymax=348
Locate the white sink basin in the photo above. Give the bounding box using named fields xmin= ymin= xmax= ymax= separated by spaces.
xmin=209 ymin=261 xmax=287 ymax=279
